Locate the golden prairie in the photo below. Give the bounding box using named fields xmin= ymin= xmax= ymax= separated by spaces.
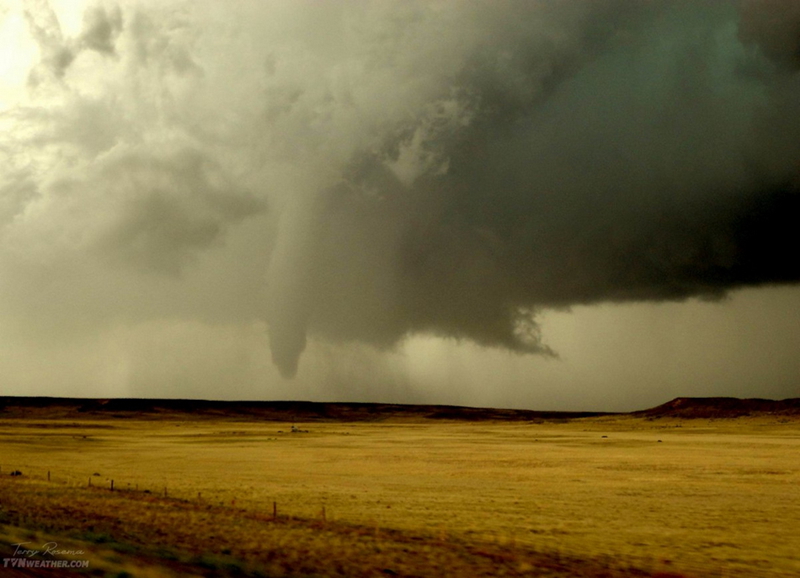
xmin=1 ymin=412 xmax=799 ymax=577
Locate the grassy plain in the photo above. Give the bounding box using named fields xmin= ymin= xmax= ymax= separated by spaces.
xmin=0 ymin=409 xmax=798 ymax=577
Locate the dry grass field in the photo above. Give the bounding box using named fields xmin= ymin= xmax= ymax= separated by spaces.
xmin=0 ymin=399 xmax=798 ymax=577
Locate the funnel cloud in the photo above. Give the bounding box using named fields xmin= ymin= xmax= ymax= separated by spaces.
xmin=259 ymin=0 xmax=800 ymax=376
xmin=1 ymin=1 xmax=799 ymax=394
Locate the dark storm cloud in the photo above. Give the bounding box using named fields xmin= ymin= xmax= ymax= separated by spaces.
xmin=739 ymin=0 xmax=800 ymax=70
xmin=264 ymin=1 xmax=800 ymax=376
xmin=3 ymin=0 xmax=799 ymax=383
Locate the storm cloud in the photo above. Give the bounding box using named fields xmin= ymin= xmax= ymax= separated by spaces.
xmin=1 ymin=0 xmax=799 ymax=383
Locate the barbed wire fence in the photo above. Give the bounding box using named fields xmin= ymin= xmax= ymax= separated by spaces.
xmin=0 ymin=461 xmax=746 ymax=578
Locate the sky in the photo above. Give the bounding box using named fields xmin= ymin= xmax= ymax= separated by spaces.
xmin=0 ymin=0 xmax=799 ymax=412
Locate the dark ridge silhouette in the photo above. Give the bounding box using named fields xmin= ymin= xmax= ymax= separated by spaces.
xmin=0 ymin=397 xmax=610 ymax=422
xmin=635 ymin=397 xmax=800 ymax=419
xmin=1 ymin=396 xmax=799 ymax=422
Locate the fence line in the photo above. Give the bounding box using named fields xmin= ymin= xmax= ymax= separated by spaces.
xmin=0 ymin=462 xmax=330 ymax=523
xmin=0 ymin=462 xmax=741 ymax=578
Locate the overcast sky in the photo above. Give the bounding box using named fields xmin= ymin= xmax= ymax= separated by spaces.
xmin=1 ymin=0 xmax=798 ymax=411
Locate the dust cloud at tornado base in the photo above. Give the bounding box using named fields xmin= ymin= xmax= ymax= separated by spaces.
xmin=1 ymin=1 xmax=799 ymax=408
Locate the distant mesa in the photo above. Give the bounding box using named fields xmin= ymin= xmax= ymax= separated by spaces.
xmin=635 ymin=397 xmax=800 ymax=419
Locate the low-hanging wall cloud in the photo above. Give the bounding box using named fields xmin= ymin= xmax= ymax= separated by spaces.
xmin=1 ymin=0 xmax=798 ymax=383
